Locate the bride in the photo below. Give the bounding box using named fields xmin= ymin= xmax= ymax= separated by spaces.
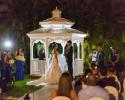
xmin=27 ymin=43 xmax=62 ymax=86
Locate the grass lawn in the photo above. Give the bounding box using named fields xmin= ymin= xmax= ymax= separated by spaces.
xmin=0 ymin=76 xmax=42 ymax=99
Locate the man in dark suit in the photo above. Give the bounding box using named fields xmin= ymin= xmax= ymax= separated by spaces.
xmin=64 ymin=40 xmax=73 ymax=78
xmin=96 ymin=46 xmax=104 ymax=70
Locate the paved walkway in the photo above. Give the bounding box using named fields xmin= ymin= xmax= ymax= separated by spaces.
xmin=18 ymin=85 xmax=57 ymax=100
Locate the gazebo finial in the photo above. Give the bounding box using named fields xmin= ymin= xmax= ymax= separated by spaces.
xmin=52 ymin=7 xmax=62 ymax=18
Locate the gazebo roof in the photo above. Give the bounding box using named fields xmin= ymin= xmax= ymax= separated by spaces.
xmin=27 ymin=7 xmax=88 ymax=40
xmin=39 ymin=7 xmax=74 ymax=28
xmin=41 ymin=16 xmax=73 ymax=24
xmin=27 ymin=28 xmax=87 ymax=41
xmin=28 ymin=28 xmax=83 ymax=34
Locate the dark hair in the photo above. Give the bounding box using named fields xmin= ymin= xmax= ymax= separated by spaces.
xmin=52 ymin=43 xmax=57 ymax=49
xmin=99 ymin=67 xmax=107 ymax=76
xmin=74 ymin=79 xmax=82 ymax=94
xmin=108 ymin=67 xmax=116 ymax=73
xmin=67 ymin=40 xmax=72 ymax=44
xmin=1 ymin=53 xmax=9 ymax=63
xmin=17 ymin=48 xmax=23 ymax=56
xmin=83 ymin=68 xmax=92 ymax=76
xmin=86 ymin=73 xmax=97 ymax=86
xmin=1 ymin=53 xmax=6 ymax=61
xmin=91 ymin=63 xmax=97 ymax=70
xmin=57 ymin=72 xmax=72 ymax=98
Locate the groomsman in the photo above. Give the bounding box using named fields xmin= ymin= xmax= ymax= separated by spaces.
xmin=64 ymin=40 xmax=73 ymax=78
xmin=96 ymin=46 xmax=104 ymax=70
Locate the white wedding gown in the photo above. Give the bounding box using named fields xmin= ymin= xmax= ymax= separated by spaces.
xmin=27 ymin=51 xmax=63 ymax=86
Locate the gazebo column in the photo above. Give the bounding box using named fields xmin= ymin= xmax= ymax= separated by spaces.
xmin=45 ymin=38 xmax=49 ymax=72
xmin=77 ymin=41 xmax=80 ymax=59
xmin=30 ymin=39 xmax=33 ymax=60
xmin=81 ymin=40 xmax=84 ymax=60
xmin=62 ymin=41 xmax=66 ymax=54
xmin=30 ymin=39 xmax=33 ymax=75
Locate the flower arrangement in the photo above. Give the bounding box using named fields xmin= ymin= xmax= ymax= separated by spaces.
xmin=9 ymin=59 xmax=15 ymax=64
xmin=15 ymin=55 xmax=25 ymax=61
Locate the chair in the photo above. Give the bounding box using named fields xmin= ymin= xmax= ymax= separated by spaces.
xmin=52 ymin=96 xmax=70 ymax=100
xmin=105 ymin=86 xmax=118 ymax=100
xmin=123 ymin=78 xmax=125 ymax=92
xmin=112 ymin=75 xmax=121 ymax=92
xmin=89 ymin=97 xmax=104 ymax=100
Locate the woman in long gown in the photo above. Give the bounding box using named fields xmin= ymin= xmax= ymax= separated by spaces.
xmin=27 ymin=43 xmax=62 ymax=86
xmin=15 ymin=48 xmax=25 ymax=80
xmin=0 ymin=54 xmax=12 ymax=92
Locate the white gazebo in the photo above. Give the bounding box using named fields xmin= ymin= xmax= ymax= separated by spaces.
xmin=27 ymin=7 xmax=88 ymax=76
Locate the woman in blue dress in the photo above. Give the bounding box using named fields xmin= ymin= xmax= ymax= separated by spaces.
xmin=15 ymin=48 xmax=25 ymax=80
xmin=0 ymin=53 xmax=12 ymax=92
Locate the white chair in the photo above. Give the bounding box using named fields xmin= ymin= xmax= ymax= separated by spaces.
xmin=89 ymin=97 xmax=104 ymax=100
xmin=105 ymin=86 xmax=118 ymax=100
xmin=111 ymin=75 xmax=121 ymax=92
xmin=123 ymin=78 xmax=125 ymax=92
xmin=52 ymin=96 xmax=71 ymax=100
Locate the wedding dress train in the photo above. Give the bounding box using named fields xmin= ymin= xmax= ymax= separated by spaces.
xmin=27 ymin=51 xmax=62 ymax=86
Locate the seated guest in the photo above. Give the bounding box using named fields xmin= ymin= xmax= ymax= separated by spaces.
xmin=97 ymin=67 xmax=119 ymax=91
xmin=107 ymin=67 xmax=117 ymax=80
xmin=74 ymin=79 xmax=82 ymax=94
xmin=51 ymin=72 xmax=77 ymax=100
xmin=107 ymin=67 xmax=121 ymax=92
xmin=123 ymin=78 xmax=125 ymax=92
xmin=78 ymin=73 xmax=110 ymax=100
xmin=83 ymin=68 xmax=92 ymax=77
xmin=91 ymin=63 xmax=99 ymax=78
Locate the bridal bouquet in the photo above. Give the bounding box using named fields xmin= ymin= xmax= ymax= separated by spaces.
xmin=15 ymin=55 xmax=25 ymax=61
xmin=9 ymin=59 xmax=15 ymax=64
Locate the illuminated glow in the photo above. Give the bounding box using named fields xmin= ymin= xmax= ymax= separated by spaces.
xmin=4 ymin=40 xmax=12 ymax=48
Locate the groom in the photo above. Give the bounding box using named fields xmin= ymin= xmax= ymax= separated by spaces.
xmin=64 ymin=40 xmax=73 ymax=78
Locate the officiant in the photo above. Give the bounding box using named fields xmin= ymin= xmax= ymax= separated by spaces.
xmin=39 ymin=47 xmax=45 ymax=60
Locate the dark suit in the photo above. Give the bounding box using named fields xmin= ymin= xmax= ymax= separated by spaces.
xmin=64 ymin=45 xmax=73 ymax=77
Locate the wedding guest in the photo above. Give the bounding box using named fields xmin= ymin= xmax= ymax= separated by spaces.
xmin=91 ymin=63 xmax=98 ymax=76
xmin=107 ymin=67 xmax=121 ymax=92
xmin=109 ymin=47 xmax=119 ymax=68
xmin=15 ymin=48 xmax=25 ymax=80
xmin=90 ymin=48 xmax=98 ymax=64
xmin=74 ymin=79 xmax=82 ymax=94
xmin=78 ymin=73 xmax=110 ymax=100
xmin=0 ymin=54 xmax=10 ymax=93
xmin=0 ymin=52 xmax=2 ymax=80
xmin=8 ymin=52 xmax=14 ymax=81
xmin=96 ymin=46 xmax=104 ymax=70
xmin=51 ymin=72 xmax=77 ymax=100
xmin=97 ymin=67 xmax=119 ymax=91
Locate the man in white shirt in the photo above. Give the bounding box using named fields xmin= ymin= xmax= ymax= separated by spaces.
xmin=90 ymin=49 xmax=98 ymax=64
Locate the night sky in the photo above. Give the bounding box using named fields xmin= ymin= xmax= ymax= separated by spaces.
xmin=0 ymin=0 xmax=125 ymax=49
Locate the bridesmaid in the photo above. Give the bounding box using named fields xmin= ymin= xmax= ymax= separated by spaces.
xmin=0 ymin=53 xmax=11 ymax=92
xmin=15 ymin=48 xmax=25 ymax=80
